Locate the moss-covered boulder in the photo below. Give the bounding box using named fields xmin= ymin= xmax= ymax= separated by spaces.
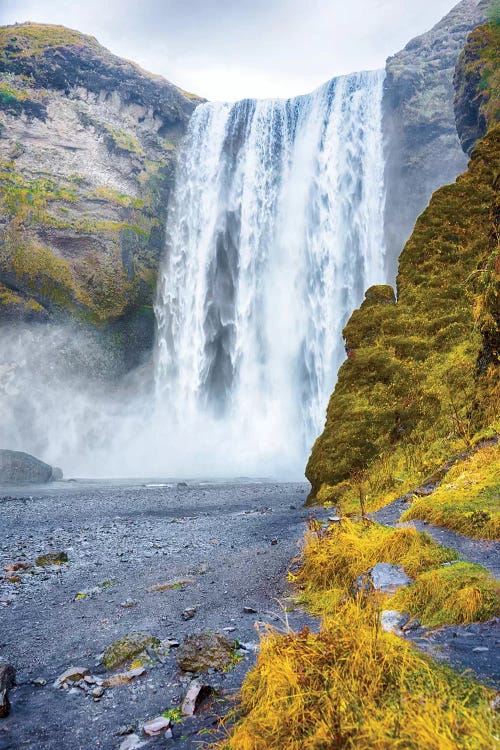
xmin=102 ymin=632 xmax=159 ymax=671
xmin=177 ymin=631 xmax=236 ymax=674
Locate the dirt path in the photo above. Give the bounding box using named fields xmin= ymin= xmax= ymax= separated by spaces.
xmin=0 ymin=480 xmax=323 ymax=750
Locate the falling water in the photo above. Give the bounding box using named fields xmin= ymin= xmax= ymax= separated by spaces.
xmin=154 ymin=70 xmax=387 ymax=476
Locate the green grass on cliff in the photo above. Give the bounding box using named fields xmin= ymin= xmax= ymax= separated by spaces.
xmin=306 ymin=122 xmax=500 ymax=511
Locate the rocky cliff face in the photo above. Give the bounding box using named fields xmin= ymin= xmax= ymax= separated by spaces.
xmin=383 ymin=0 xmax=487 ymax=279
xmin=307 ymin=18 xmax=499 ymax=506
xmin=0 ymin=23 xmax=202 ymax=366
xmin=454 ymin=14 xmax=500 ymax=153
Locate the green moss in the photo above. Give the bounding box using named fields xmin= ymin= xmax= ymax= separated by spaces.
xmin=391 ymin=561 xmax=500 ymax=626
xmin=306 ymin=124 xmax=500 ymax=506
xmin=102 ymin=632 xmax=160 ymax=671
xmin=401 ymin=442 xmax=500 ymax=538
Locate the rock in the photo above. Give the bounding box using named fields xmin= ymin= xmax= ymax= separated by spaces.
xmin=177 ymin=631 xmax=235 ymax=674
xmin=357 ymin=563 xmax=412 ymax=595
xmin=328 ymin=516 xmax=342 ymax=523
xmin=0 ymin=664 xmax=16 ymax=718
xmin=119 ymin=733 xmax=144 ymax=750
xmin=32 ymin=678 xmax=46 ymax=687
xmin=382 ymin=0 xmax=486 ymax=277
xmin=117 ymin=725 xmax=136 ymax=736
xmin=54 ymin=666 xmax=90 ymax=688
xmin=223 ymin=627 xmax=236 ymax=633
xmin=243 ymin=606 xmax=257 ymax=614
xmin=142 ymin=716 xmax=171 ymax=736
xmin=472 ymin=647 xmax=489 ymax=653
xmin=4 ymin=574 xmax=21 ymax=584
xmin=92 ymin=686 xmax=105 ymax=698
xmin=177 ymin=482 xmax=189 ymax=488
xmin=147 ymin=579 xmax=192 ymax=592
xmin=181 ymin=679 xmax=213 ymax=716
xmin=120 ymin=598 xmax=138 ymax=608
xmin=381 ymin=610 xmax=410 ymax=634
xmin=103 ymin=666 xmax=145 ymax=687
xmin=0 ymin=449 xmax=63 ymax=483
xmin=4 ymin=562 xmax=31 ymax=572
xmin=36 ymin=551 xmax=68 ymax=567
xmin=182 ymin=607 xmax=196 ymax=620
xmin=102 ymin=633 xmax=159 ymax=670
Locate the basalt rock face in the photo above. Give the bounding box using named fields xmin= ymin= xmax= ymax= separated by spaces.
xmin=382 ymin=0 xmax=488 ymax=279
xmin=454 ymin=18 xmax=500 ymax=154
xmin=0 ymin=23 xmax=202 ymax=368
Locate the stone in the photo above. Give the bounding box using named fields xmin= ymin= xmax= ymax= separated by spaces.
xmin=147 ymin=579 xmax=192 ymax=592
xmin=120 ymin=598 xmax=138 ymax=608
xmin=142 ymin=716 xmax=171 ymax=736
xmin=0 ymin=449 xmax=63 ymax=483
xmin=243 ymin=606 xmax=257 ymax=614
xmin=181 ymin=679 xmax=213 ymax=716
xmin=92 ymin=686 xmax=105 ymax=698
xmin=102 ymin=633 xmax=159 ymax=670
xmin=182 ymin=607 xmax=196 ymax=620
xmin=103 ymin=667 xmax=145 ymax=687
xmin=119 ymin=734 xmax=144 ymax=750
xmin=54 ymin=666 xmax=90 ymax=688
xmin=177 ymin=631 xmax=235 ymax=674
xmin=472 ymin=647 xmax=489 ymax=653
xmin=357 ymin=563 xmax=412 ymax=595
xmin=381 ymin=610 xmax=410 ymax=634
xmin=4 ymin=562 xmax=31 ymax=572
xmin=0 ymin=664 xmax=16 ymax=718
xmin=36 ymin=551 xmax=68 ymax=567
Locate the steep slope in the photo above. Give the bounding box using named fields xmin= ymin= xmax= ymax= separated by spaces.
xmin=383 ymin=0 xmax=487 ymax=278
xmin=0 ymin=23 xmax=202 ymax=364
xmin=306 ymin=19 xmax=500 ymax=517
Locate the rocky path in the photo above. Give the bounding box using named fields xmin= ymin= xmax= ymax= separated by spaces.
xmin=0 ymin=480 xmax=324 ymax=750
xmin=373 ymin=499 xmax=500 ymax=687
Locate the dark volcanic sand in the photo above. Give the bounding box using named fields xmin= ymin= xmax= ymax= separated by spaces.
xmin=0 ymin=480 xmax=324 ymax=750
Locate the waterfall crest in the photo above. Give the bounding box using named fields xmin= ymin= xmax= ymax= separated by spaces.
xmin=154 ymin=70 xmax=387 ymax=476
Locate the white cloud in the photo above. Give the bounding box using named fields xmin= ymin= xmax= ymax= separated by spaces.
xmin=0 ymin=0 xmax=463 ymax=100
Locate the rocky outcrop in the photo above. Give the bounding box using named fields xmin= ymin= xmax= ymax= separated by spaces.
xmin=0 ymin=23 xmax=202 ymax=365
xmin=382 ymin=0 xmax=487 ymax=279
xmin=0 ymin=448 xmax=62 ymax=482
xmin=454 ymin=17 xmax=500 ymax=153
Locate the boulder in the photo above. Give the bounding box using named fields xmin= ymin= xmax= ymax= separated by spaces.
xmin=0 ymin=664 xmax=16 ymax=718
xmin=177 ymin=631 xmax=235 ymax=674
xmin=0 ymin=449 xmax=62 ymax=483
xmin=356 ymin=563 xmax=412 ymax=595
xmin=102 ymin=633 xmax=159 ymax=671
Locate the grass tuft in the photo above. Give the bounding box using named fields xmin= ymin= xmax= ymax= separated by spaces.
xmin=220 ymin=600 xmax=498 ymax=750
xmin=392 ymin=561 xmax=500 ymax=626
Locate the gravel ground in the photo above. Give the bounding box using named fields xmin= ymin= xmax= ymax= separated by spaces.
xmin=0 ymin=480 xmax=325 ymax=750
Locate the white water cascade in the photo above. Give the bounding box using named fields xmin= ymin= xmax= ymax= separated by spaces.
xmin=154 ymin=70 xmax=387 ymax=477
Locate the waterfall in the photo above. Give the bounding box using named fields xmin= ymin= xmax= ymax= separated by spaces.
xmin=154 ymin=70 xmax=387 ymax=477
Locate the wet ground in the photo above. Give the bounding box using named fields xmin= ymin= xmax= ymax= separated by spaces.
xmin=0 ymin=480 xmax=324 ymax=750
xmin=373 ymin=499 xmax=500 ymax=687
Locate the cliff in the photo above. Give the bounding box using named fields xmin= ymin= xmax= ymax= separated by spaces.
xmin=383 ymin=0 xmax=488 ymax=279
xmin=0 ymin=23 xmax=202 ymax=365
xmin=306 ymin=19 xmax=500 ymax=518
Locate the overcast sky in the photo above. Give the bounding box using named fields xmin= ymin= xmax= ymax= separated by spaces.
xmin=1 ymin=0 xmax=461 ymax=101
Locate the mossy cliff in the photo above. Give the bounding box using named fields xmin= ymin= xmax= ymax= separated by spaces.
xmin=0 ymin=23 xmax=202 ymax=365
xmin=306 ymin=19 xmax=500 ymax=508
